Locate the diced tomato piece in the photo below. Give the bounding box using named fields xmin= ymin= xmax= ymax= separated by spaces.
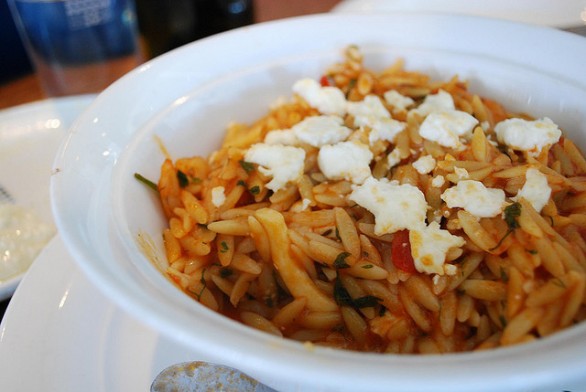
xmin=320 ymin=75 xmax=331 ymax=87
xmin=391 ymin=230 xmax=416 ymax=273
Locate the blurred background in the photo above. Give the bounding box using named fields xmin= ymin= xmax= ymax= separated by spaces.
xmin=0 ymin=0 xmax=341 ymax=108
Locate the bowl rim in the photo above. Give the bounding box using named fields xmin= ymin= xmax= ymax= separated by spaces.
xmin=51 ymin=12 xmax=586 ymax=391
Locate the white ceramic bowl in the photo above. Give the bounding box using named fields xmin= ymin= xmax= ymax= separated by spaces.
xmin=51 ymin=13 xmax=586 ymax=392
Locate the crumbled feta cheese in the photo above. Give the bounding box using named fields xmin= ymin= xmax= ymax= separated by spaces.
xmin=418 ymin=110 xmax=479 ymax=148
xmin=349 ymin=176 xmax=428 ymax=235
xmin=244 ymin=144 xmax=306 ymax=192
xmin=412 ymin=155 xmax=436 ymax=174
xmin=348 ymin=95 xmax=390 ymax=121
xmin=211 ymin=186 xmax=226 ymax=207
xmin=368 ymin=120 xmax=406 ymax=145
xmin=411 ymin=89 xmax=455 ymax=117
xmin=318 ymin=141 xmax=373 ymax=184
xmin=264 ymin=129 xmax=299 ymax=145
xmin=383 ymin=90 xmax=415 ymax=112
xmin=454 ymin=167 xmax=469 ymax=179
xmin=292 ymin=115 xmax=351 ymax=147
xmin=387 ymin=148 xmax=402 ymax=168
xmin=293 ymin=78 xmax=347 ymax=116
xmin=513 ymin=168 xmax=551 ymax=212
xmin=409 ymin=222 xmax=465 ymax=275
xmin=494 ymin=117 xmax=561 ymax=155
xmin=347 ymin=95 xmax=406 ymax=145
xmin=441 ymin=180 xmax=506 ymax=218
xmin=431 ymin=175 xmax=445 ymax=188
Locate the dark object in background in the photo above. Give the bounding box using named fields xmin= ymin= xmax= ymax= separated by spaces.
xmin=0 ymin=0 xmax=33 ymax=84
xmin=135 ymin=0 xmax=253 ymax=58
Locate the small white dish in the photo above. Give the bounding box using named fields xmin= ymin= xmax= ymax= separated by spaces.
xmin=0 ymin=235 xmax=199 ymax=391
xmin=51 ymin=13 xmax=586 ymax=392
xmin=332 ymin=0 xmax=586 ymax=28
xmin=0 ymin=95 xmax=95 ymax=299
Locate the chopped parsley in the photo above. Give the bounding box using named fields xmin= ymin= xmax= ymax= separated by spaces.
xmin=490 ymin=202 xmax=521 ymax=251
xmin=237 ymin=180 xmax=247 ymax=187
xmin=499 ymin=267 xmax=509 ymax=282
xmin=333 ymin=252 xmax=351 ymax=269
xmin=362 ymin=264 xmax=374 ymax=269
xmin=504 ymin=202 xmax=522 ymax=230
xmin=193 ymin=268 xmax=207 ymax=301
xmin=219 ymin=268 xmax=233 ymax=278
xmin=176 ymin=170 xmax=201 ymax=188
xmin=239 ymin=160 xmax=255 ymax=173
xmin=177 ymin=170 xmax=189 ymax=188
xmin=333 ymin=276 xmax=353 ymax=306
xmin=333 ymin=275 xmax=382 ymax=309
xmin=249 ymin=185 xmax=260 ymax=195
xmin=552 ymin=277 xmax=567 ymax=288
xmin=134 ymin=172 xmax=157 ymax=191
xmin=353 ymin=295 xmax=382 ymax=308
xmin=219 ymin=241 xmax=229 ymax=253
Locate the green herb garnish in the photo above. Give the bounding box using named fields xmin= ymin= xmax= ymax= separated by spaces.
xmin=177 ymin=170 xmax=189 ymax=188
xmin=362 ymin=264 xmax=374 ymax=269
xmin=333 ymin=252 xmax=351 ymax=269
xmin=134 ymin=173 xmax=157 ymax=191
xmin=490 ymin=202 xmax=521 ymax=251
xmin=333 ymin=276 xmax=354 ymax=306
xmin=552 ymin=278 xmax=567 ymax=288
xmin=219 ymin=268 xmax=233 ymax=278
xmin=353 ymin=295 xmax=382 ymax=308
xmin=219 ymin=241 xmax=229 ymax=253
xmin=239 ymin=160 xmax=255 ymax=173
xmin=249 ymin=185 xmax=260 ymax=195
xmin=499 ymin=267 xmax=509 ymax=282
xmin=321 ymin=229 xmax=333 ymax=237
xmin=333 ymin=275 xmax=381 ymax=309
xmin=504 ymin=202 xmax=521 ymax=230
xmin=194 ymin=268 xmax=207 ymax=301
xmin=237 ymin=180 xmax=247 ymax=187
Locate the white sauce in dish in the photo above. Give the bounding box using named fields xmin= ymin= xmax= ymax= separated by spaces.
xmin=0 ymin=205 xmax=55 ymax=281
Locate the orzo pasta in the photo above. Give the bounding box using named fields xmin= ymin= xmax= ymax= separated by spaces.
xmin=154 ymin=46 xmax=586 ymax=354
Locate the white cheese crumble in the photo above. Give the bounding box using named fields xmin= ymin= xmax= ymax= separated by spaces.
xmin=431 ymin=175 xmax=445 ymax=188
xmin=292 ymin=115 xmax=351 ymax=147
xmin=318 ymin=141 xmax=373 ymax=184
xmin=264 ymin=129 xmax=299 ymax=145
xmin=349 ymin=176 xmax=428 ymax=235
xmin=418 ymin=110 xmax=479 ymax=148
xmin=441 ymin=180 xmax=506 ymax=218
xmin=387 ymin=148 xmax=402 ymax=168
xmin=244 ymin=144 xmax=306 ymax=192
xmin=412 ymin=155 xmax=436 ymax=175
xmin=410 ymin=222 xmax=465 ymax=275
xmin=513 ymin=168 xmax=551 ymax=212
xmin=347 ymin=95 xmax=406 ymax=145
xmin=454 ymin=167 xmax=469 ymax=179
xmin=0 ymin=205 xmax=55 ymax=280
xmin=383 ymin=90 xmax=415 ymax=112
xmin=494 ymin=117 xmax=561 ymax=155
xmin=410 ymin=89 xmax=455 ymax=117
xmin=211 ymin=186 xmax=226 ymax=207
xmin=264 ymin=115 xmax=350 ymax=147
xmin=293 ymin=78 xmax=347 ymax=116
